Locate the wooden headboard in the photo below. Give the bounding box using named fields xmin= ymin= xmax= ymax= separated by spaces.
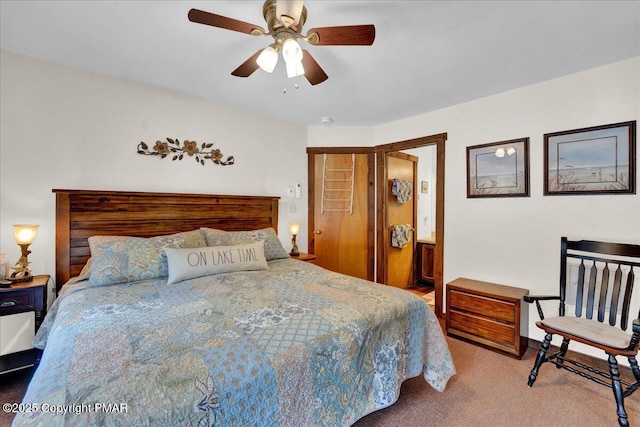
xmin=53 ymin=189 xmax=280 ymax=292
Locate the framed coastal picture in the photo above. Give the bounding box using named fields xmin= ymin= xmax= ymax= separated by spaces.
xmin=467 ymin=137 xmax=530 ymax=198
xmin=544 ymin=121 xmax=636 ymax=195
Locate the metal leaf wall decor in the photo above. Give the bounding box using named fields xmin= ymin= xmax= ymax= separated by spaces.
xmin=137 ymin=138 xmax=235 ymax=166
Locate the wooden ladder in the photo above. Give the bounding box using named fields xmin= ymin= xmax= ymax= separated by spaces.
xmin=321 ymin=153 xmax=355 ymax=214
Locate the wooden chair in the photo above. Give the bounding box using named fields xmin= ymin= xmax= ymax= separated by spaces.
xmin=525 ymin=237 xmax=640 ymax=427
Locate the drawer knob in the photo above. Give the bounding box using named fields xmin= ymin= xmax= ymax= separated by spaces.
xmin=0 ymin=300 xmax=17 ymax=308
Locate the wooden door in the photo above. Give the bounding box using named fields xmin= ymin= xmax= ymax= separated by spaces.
xmin=384 ymin=152 xmax=417 ymax=288
xmin=309 ymin=153 xmax=373 ymax=280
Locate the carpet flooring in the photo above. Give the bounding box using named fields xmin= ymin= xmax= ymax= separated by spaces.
xmin=354 ymin=331 xmax=639 ymax=427
xmin=0 ymin=368 xmax=33 ymax=427
xmin=1 ymin=322 xmax=638 ymax=427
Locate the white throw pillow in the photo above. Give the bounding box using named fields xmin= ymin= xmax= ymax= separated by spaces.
xmin=165 ymin=241 xmax=268 ymax=284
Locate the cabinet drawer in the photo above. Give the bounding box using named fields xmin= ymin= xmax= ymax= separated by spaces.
xmin=449 ymin=289 xmax=515 ymax=323
xmin=0 ymin=290 xmax=35 ymax=315
xmin=448 ymin=310 xmax=516 ymax=346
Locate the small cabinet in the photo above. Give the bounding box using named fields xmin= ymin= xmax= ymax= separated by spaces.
xmin=415 ymin=241 xmax=435 ymax=285
xmin=0 ymin=275 xmax=49 ymax=374
xmin=446 ymin=277 xmax=529 ymax=359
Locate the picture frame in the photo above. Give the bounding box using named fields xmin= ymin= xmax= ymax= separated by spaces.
xmin=421 ymin=180 xmax=429 ymax=194
xmin=544 ymin=121 xmax=636 ymax=195
xmin=467 ymin=137 xmax=530 ymax=198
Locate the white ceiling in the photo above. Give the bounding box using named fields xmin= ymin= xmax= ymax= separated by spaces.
xmin=1 ymin=1 xmax=639 ymax=127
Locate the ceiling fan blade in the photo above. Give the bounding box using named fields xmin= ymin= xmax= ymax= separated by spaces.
xmin=276 ymin=0 xmax=305 ymax=27
xmin=188 ymin=9 xmax=266 ymax=36
xmin=306 ymin=24 xmax=375 ymax=46
xmin=231 ymin=50 xmax=263 ymax=78
xmin=301 ymin=49 xmax=328 ymax=86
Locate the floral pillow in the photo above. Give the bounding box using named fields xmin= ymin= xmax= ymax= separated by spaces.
xmin=87 ymin=230 xmax=206 ymax=286
xmin=200 ymin=227 xmax=289 ymax=261
xmin=165 ymin=241 xmax=268 ymax=284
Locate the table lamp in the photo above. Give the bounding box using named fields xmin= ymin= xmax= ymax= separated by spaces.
xmin=10 ymin=224 xmax=39 ymax=282
xmin=289 ymin=222 xmax=300 ymax=256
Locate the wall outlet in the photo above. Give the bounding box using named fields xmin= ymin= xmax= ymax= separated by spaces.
xmin=287 ymin=187 xmax=295 ymax=197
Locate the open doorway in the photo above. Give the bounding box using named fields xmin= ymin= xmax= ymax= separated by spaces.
xmin=307 ymin=132 xmax=446 ymax=317
xmin=376 ymin=133 xmax=446 ymax=317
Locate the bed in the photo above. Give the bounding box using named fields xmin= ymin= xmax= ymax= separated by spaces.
xmin=13 ymin=189 xmax=455 ymax=426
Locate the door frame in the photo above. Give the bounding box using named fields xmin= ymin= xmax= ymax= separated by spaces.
xmin=306 ymin=132 xmax=447 ymax=318
xmin=375 ymin=133 xmax=447 ymax=317
xmin=307 ymin=147 xmax=376 ymax=281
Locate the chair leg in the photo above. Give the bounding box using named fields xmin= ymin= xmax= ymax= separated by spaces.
xmin=608 ymin=354 xmax=629 ymax=427
xmin=556 ymin=337 xmax=570 ymax=368
xmin=628 ymin=356 xmax=640 ymax=383
xmin=528 ymin=332 xmax=552 ymax=387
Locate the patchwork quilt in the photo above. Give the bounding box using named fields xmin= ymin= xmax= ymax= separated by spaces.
xmin=13 ymin=259 xmax=455 ymax=426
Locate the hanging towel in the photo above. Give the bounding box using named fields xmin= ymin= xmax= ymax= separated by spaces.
xmin=391 ymin=224 xmax=412 ymax=248
xmin=391 ymin=179 xmax=412 ymax=204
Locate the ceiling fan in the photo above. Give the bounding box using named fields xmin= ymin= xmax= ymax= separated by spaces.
xmin=188 ymin=0 xmax=375 ymax=85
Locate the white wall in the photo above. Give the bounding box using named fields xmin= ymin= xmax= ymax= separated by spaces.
xmin=307 ymin=125 xmax=374 ymax=147
xmin=0 ymin=49 xmax=309 ymax=301
xmin=309 ymin=57 xmax=640 ymax=360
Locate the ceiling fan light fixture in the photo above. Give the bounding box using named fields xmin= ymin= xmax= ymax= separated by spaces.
xmin=286 ymin=59 xmax=305 ymax=78
xmin=256 ymin=45 xmax=279 ymax=73
xmin=188 ymin=4 xmax=375 ymax=85
xmin=282 ymin=38 xmax=303 ymax=63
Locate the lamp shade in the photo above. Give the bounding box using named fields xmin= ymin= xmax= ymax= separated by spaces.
xmin=286 ymin=60 xmax=305 ymax=78
xmin=289 ymin=222 xmax=300 ymax=235
xmin=13 ymin=224 xmax=39 ymax=245
xmin=282 ymin=38 xmax=303 ymax=63
xmin=257 ymin=46 xmax=279 ymax=73
xmin=282 ymin=38 xmax=304 ymax=78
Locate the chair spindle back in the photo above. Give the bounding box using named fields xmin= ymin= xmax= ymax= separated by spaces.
xmin=560 ymin=237 xmax=640 ymax=331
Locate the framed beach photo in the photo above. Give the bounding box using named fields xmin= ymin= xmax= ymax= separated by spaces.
xmin=467 ymin=137 xmax=530 ymax=198
xmin=544 ymin=121 xmax=636 ymax=195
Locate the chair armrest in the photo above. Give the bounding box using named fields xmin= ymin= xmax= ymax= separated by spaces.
xmin=523 ymin=295 xmax=560 ymax=321
xmin=633 ymin=319 xmax=640 ymax=334
xmin=523 ymin=295 xmax=560 ymax=304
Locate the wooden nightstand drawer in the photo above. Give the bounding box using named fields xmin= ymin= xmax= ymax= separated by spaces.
xmin=449 ymin=289 xmax=516 ymax=323
xmin=0 ymin=290 xmax=35 ymax=315
xmin=448 ymin=310 xmax=516 ymax=345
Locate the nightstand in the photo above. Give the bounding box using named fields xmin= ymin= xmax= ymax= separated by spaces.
xmin=0 ymin=274 xmax=49 ymax=374
xmin=446 ymin=277 xmax=529 ymax=359
xmin=291 ymin=253 xmax=317 ymax=263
